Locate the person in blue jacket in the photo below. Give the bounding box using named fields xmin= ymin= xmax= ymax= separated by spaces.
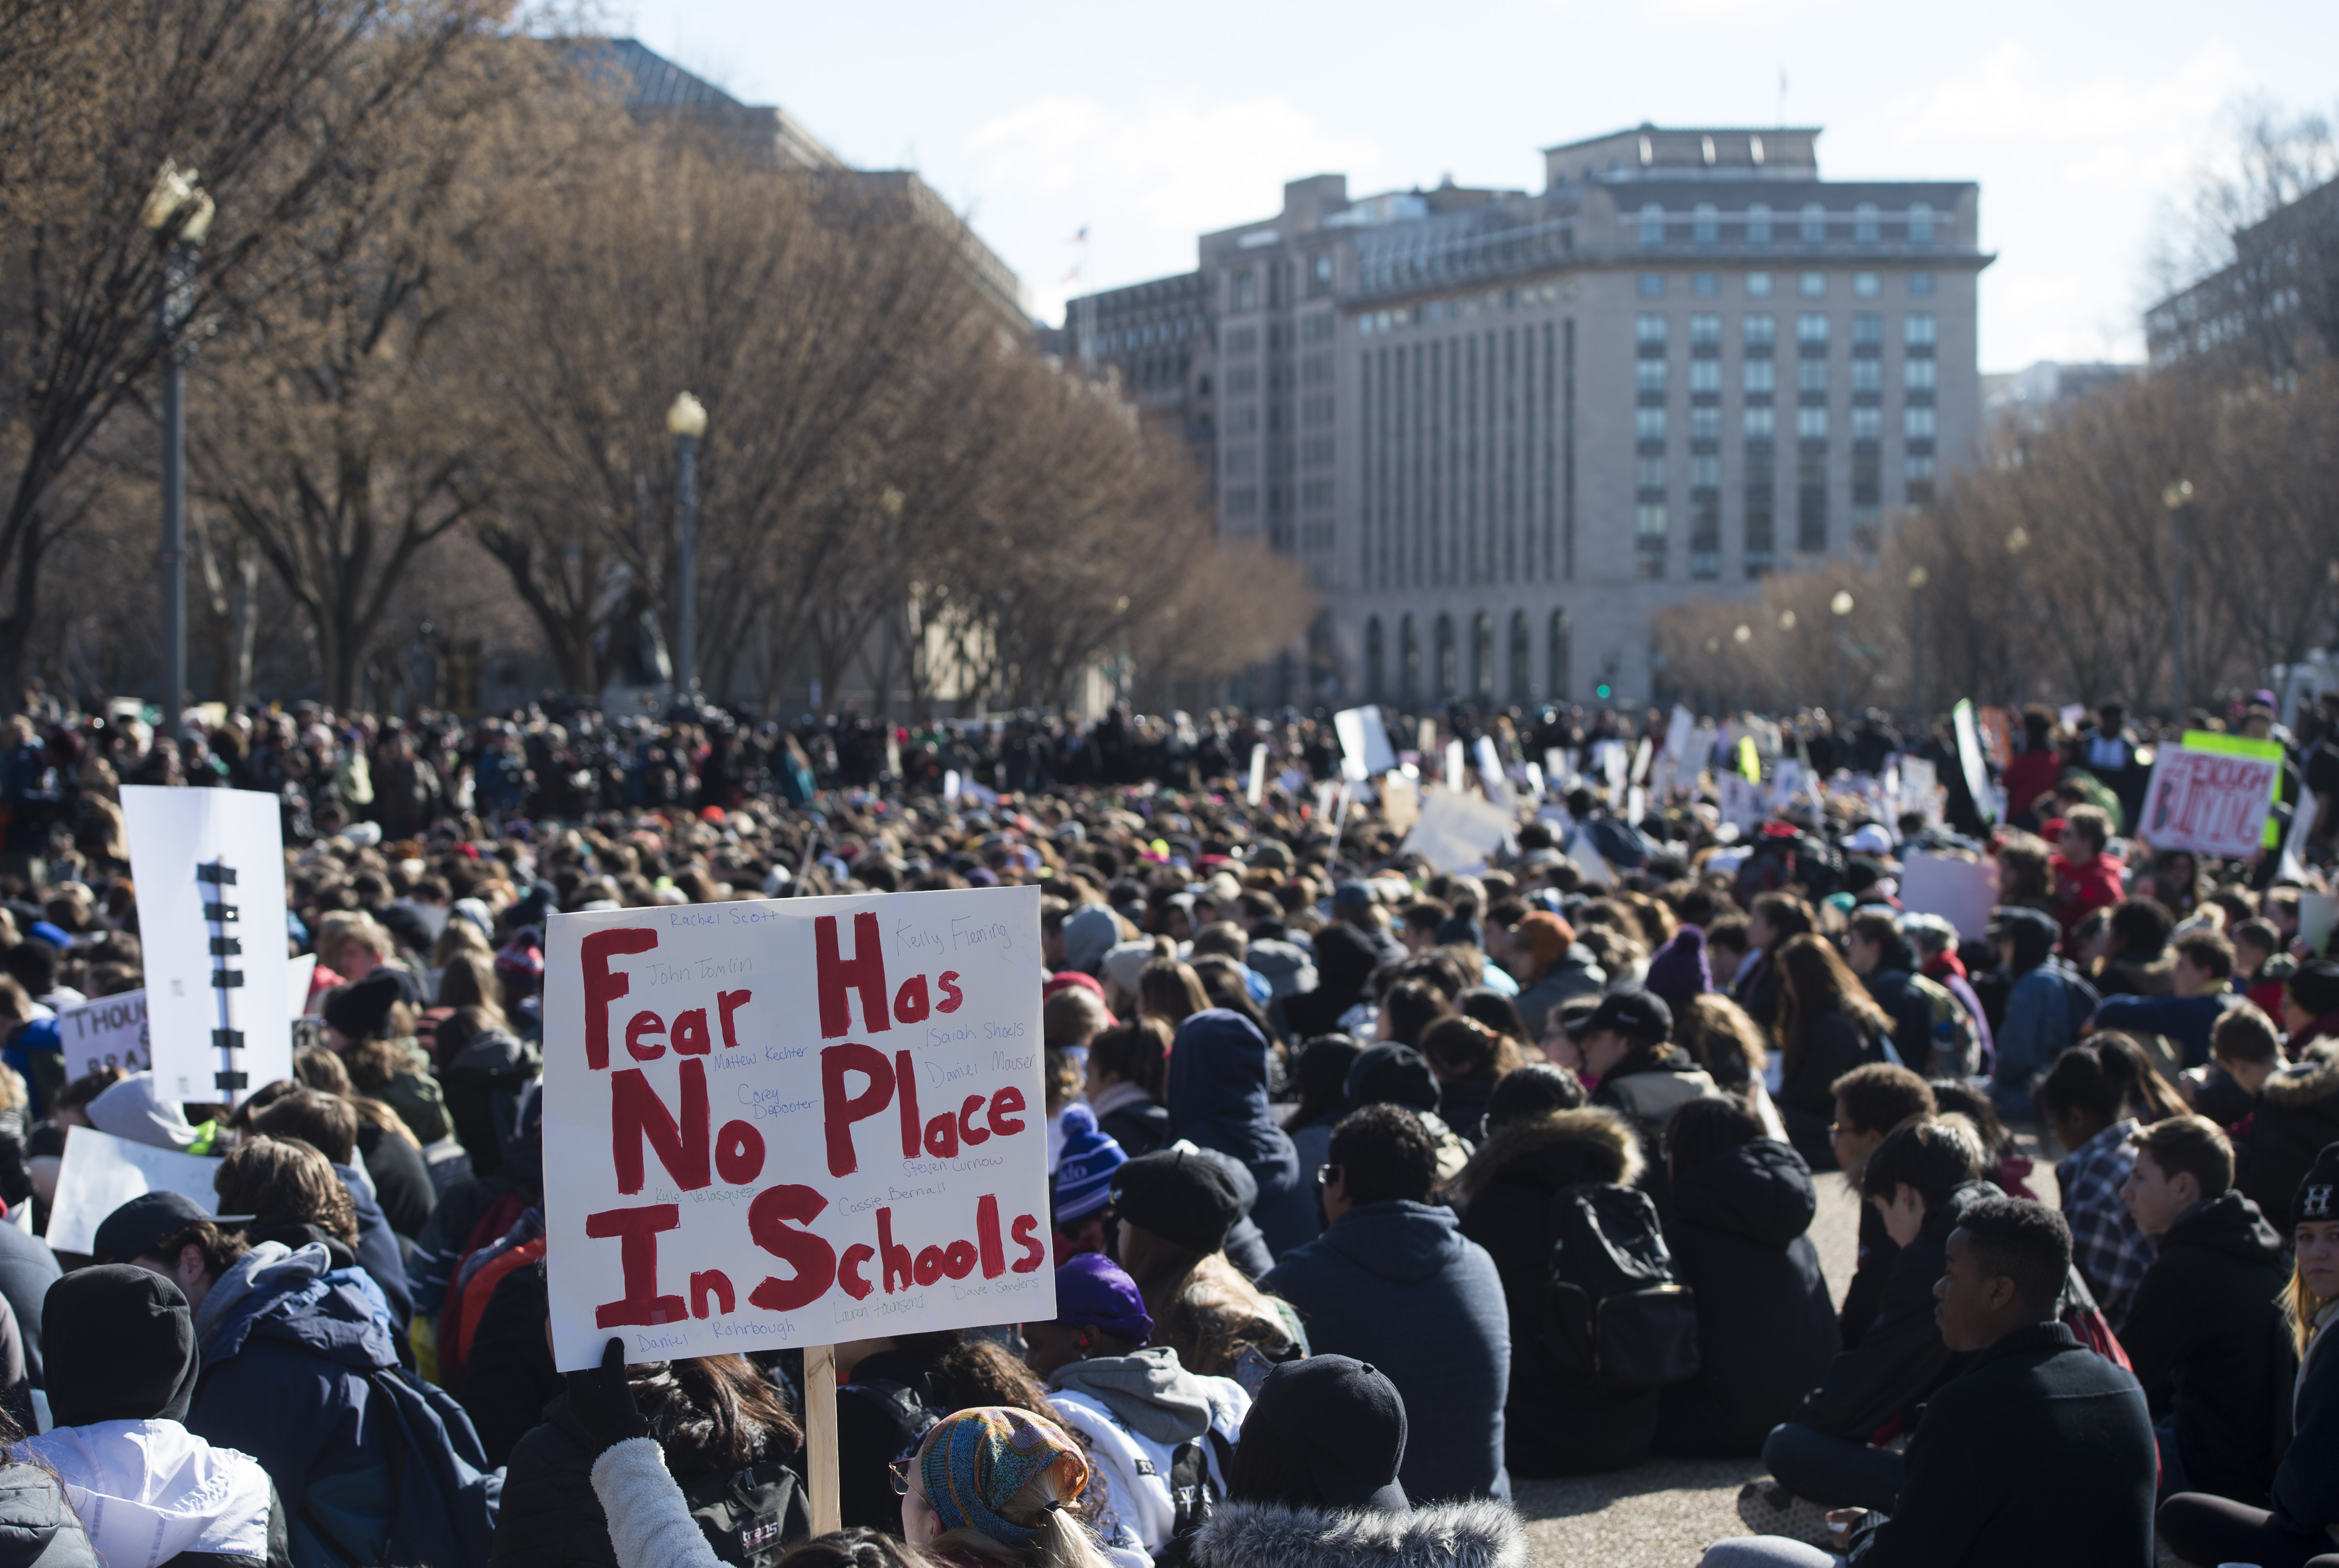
xmin=1261 ymin=1104 xmax=1512 ymax=1505
xmin=1166 ymin=1009 xmax=1315 ymax=1257
xmin=1988 ymin=906 xmax=2091 ymax=1121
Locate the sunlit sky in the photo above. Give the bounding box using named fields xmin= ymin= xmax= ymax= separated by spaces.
xmin=620 ymin=0 xmax=2338 ymax=371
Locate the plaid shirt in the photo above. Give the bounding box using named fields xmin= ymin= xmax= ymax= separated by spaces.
xmin=2058 ymin=1117 xmax=2155 ymax=1330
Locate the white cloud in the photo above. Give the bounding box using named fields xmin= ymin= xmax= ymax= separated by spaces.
xmin=963 ymin=95 xmax=1384 ymax=325
xmin=1869 ymin=40 xmax=2252 ymax=368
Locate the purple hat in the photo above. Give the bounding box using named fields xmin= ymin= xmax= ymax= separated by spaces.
xmin=1051 ymin=1253 xmax=1153 ymax=1347
xmin=1642 ymin=926 xmax=1712 ymax=1013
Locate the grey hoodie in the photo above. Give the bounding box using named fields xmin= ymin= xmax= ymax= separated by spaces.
xmin=1050 ymin=1345 xmax=1219 ymax=1445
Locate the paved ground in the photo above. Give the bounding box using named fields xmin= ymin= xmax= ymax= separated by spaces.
xmin=1518 ymin=1143 xmax=2067 ymax=1565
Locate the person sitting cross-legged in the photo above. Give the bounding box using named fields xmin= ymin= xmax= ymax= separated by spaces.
xmin=1703 ymin=1197 xmax=2157 ymax=1567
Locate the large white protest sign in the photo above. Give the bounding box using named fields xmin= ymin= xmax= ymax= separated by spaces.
xmin=2139 ymin=741 xmax=2282 ymax=860
xmin=1718 ymin=774 xmax=1767 ymax=835
xmin=56 ymin=991 xmax=148 ymax=1082
xmin=543 ymin=885 xmax=1050 ymax=1372
xmin=121 ymin=788 xmax=291 ymax=1106
xmin=1396 ymin=787 xmax=1513 ymax=873
xmin=1332 ymin=706 xmax=1399 ymax=781
xmin=46 ymin=1125 xmax=227 ymax=1255
xmin=1951 ymin=701 xmax=1996 ymax=825
xmin=1245 ymin=744 xmax=1267 ymax=806
xmin=1900 ymin=851 xmax=2002 ymax=942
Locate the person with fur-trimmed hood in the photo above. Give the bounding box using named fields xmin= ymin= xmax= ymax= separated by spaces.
xmin=1166 ymin=1356 xmax=1528 ymax=1568
xmin=1448 ymin=1064 xmax=1659 ymax=1476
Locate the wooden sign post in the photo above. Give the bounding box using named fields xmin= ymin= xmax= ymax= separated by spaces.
xmin=806 ymin=1344 xmax=840 ymax=1534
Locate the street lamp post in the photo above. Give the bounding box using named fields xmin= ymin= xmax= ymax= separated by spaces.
xmin=666 ymin=393 xmax=708 ymax=707
xmin=1830 ymin=589 xmax=1855 ymax=720
xmin=2005 ymin=525 xmax=2031 ymax=705
xmin=1732 ymin=622 xmax=1751 ymax=715
xmin=878 ymin=487 xmax=905 ymax=728
xmin=2164 ymin=480 xmax=2193 ymax=723
xmin=1907 ymin=565 xmax=1930 ymax=730
xmin=142 ymin=162 xmax=214 ymax=736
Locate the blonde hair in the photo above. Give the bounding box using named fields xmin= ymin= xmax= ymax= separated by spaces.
xmin=1121 ymin=1229 xmax=1297 ymax=1380
xmin=2285 ymin=1261 xmax=2331 ymax=1360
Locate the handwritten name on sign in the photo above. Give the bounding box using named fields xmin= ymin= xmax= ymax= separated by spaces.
xmin=543 ymin=885 xmax=1050 ymax=1371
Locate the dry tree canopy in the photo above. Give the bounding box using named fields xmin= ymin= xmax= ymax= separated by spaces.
xmin=0 ymin=3 xmax=1312 ymax=712
xmin=1654 ymin=361 xmax=2339 ymax=722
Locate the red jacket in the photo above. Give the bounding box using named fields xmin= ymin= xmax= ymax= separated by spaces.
xmin=2049 ymin=852 xmax=2125 ymax=943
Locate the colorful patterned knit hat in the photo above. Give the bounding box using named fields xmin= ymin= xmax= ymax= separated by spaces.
xmin=919 ymin=1406 xmax=1089 ymax=1546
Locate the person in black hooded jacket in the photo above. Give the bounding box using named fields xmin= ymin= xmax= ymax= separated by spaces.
xmin=1282 ymin=923 xmax=1380 ymax=1041
xmin=1748 ymin=1118 xmax=1992 ymax=1518
xmin=1656 ymin=1096 xmax=1839 ymax=1458
xmin=1451 ymin=1069 xmax=1655 ymax=1475
xmin=2117 ymin=1114 xmax=2295 ymax=1505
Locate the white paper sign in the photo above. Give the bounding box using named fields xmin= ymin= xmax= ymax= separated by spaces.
xmin=1245 ymin=744 xmax=1268 ymax=806
xmin=121 ymin=788 xmax=291 ymax=1105
xmin=2139 ymin=745 xmax=2281 ymax=860
xmin=1333 ymin=706 xmax=1399 ymax=781
xmin=1397 ymin=787 xmax=1514 ymax=872
xmin=1719 ymin=774 xmax=1767 ymax=834
xmin=56 ymin=991 xmax=148 ymax=1082
xmin=46 ymin=1125 xmax=226 ymax=1255
xmin=543 ymin=885 xmax=1051 ymax=1371
xmin=286 ymin=954 xmax=319 ymax=1017
xmin=1899 ymin=851 xmax=2002 ymax=942
xmin=1900 ymin=757 xmax=1943 ymax=826
xmin=1952 ymin=701 xmax=1995 ymax=825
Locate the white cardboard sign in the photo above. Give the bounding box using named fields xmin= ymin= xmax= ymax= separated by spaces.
xmin=121 ymin=787 xmax=291 ymax=1105
xmin=56 ymin=991 xmax=149 ymax=1082
xmin=1397 ymin=787 xmax=1514 ymax=873
xmin=543 ymin=885 xmax=1051 ymax=1372
xmin=1899 ymin=851 xmax=2002 ymax=942
xmin=1332 ymin=706 xmax=1398 ymax=781
xmin=47 ymin=1125 xmax=226 ymax=1255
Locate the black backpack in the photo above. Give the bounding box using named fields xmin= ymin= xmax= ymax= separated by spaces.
xmin=1543 ymin=1182 xmax=1700 ymax=1395
xmin=684 ymin=1462 xmax=813 ymax=1568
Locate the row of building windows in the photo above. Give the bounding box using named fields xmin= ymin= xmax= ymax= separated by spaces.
xmin=1633 ymin=310 xmax=1940 ymax=351
xmin=1356 ymin=323 xmax=1569 ymax=597
xmin=1631 ymin=405 xmax=1939 ymax=440
xmin=1637 ymin=201 xmax=1938 ymax=247
xmin=1641 ymin=270 xmax=1938 ymax=299
xmin=1097 ymin=316 xmax=1204 ymax=354
xmin=1362 ymin=609 xmax=1573 ymax=706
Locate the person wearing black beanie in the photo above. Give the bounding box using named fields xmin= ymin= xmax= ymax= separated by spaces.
xmin=20 ymin=1267 xmax=282 ymax=1568
xmin=2159 ymin=1142 xmax=2339 ymax=1568
xmin=1110 ymin=1148 xmax=1305 ymax=1385
xmin=1167 ymin=1357 xmax=1527 ymax=1568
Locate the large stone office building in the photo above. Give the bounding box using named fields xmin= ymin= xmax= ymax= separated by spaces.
xmin=1068 ymin=124 xmax=1988 ymax=708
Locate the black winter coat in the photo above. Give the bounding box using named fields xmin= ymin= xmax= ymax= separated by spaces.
xmin=1838 ymin=1200 xmax=1899 ymax=1350
xmin=2238 ymin=1036 xmax=2339 ymax=1224
xmin=1655 ymin=1139 xmax=1840 ymax=1457
xmin=1791 ymin=1180 xmax=1995 ymax=1441
xmin=1096 ymin=1099 xmax=1170 ymax=1159
xmin=494 ymin=1395 xmax=808 ymax=1568
xmin=1845 ymin=1323 xmax=2156 ymax=1567
xmin=1775 ymin=1010 xmax=1887 ymax=1171
xmin=2121 ymin=1190 xmax=2295 ymax=1506
xmin=458 ymin=1261 xmax=562 ymax=1468
xmin=356 ymin=1118 xmax=436 ymax=1241
xmin=1452 ymin=1106 xmax=1654 ymax=1476
xmin=2274 ymin=1305 xmax=2339 ymax=1541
